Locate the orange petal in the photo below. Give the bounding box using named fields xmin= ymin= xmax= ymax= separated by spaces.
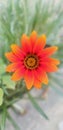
xmin=11 ymin=44 xmax=25 ymax=59
xmin=6 ymin=62 xmax=22 ymax=72
xmin=42 ymin=46 xmax=58 ymax=57
xmin=21 ymin=34 xmax=32 ymax=53
xmin=34 ymin=69 xmax=48 ymax=85
xmin=11 ymin=67 xmax=25 ymax=81
xmin=41 ymin=57 xmax=60 ymax=65
xmin=5 ymin=52 xmax=20 ymax=62
xmin=48 ymin=58 xmax=60 ymax=65
xmin=34 ymin=78 xmax=42 ymax=89
xmin=24 ymin=70 xmax=34 ymax=90
xmin=21 ymin=34 xmax=30 ymax=46
xmin=41 ymin=63 xmax=58 ymax=72
xmin=33 ymin=34 xmax=46 ymax=53
xmin=42 ymin=72 xmax=48 ymax=85
xmin=30 ymin=31 xmax=37 ymax=47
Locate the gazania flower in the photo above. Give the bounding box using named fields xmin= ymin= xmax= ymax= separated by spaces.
xmin=5 ymin=31 xmax=60 ymax=89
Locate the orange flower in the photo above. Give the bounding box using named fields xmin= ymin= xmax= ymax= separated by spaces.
xmin=5 ymin=31 xmax=60 ymax=89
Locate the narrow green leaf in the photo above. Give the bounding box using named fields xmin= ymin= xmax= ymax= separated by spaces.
xmin=0 ymin=88 xmax=4 ymax=106
xmin=0 ymin=106 xmax=7 ymax=130
xmin=50 ymin=80 xmax=63 ymax=96
xmin=0 ymin=59 xmax=6 ymax=75
xmin=28 ymin=92 xmax=49 ymax=120
xmin=7 ymin=112 xmax=20 ymax=130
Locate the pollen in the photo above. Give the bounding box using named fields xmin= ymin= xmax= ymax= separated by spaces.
xmin=24 ymin=54 xmax=39 ymax=69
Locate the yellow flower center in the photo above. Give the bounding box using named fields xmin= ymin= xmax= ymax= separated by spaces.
xmin=24 ymin=54 xmax=39 ymax=70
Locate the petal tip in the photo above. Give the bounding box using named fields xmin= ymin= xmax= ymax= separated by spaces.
xmin=54 ymin=46 xmax=58 ymax=51
xmin=57 ymin=60 xmax=60 ymax=65
xmin=43 ymin=78 xmax=49 ymax=85
xmin=31 ymin=30 xmax=37 ymax=35
xmin=42 ymin=34 xmax=46 ymax=38
xmin=26 ymin=83 xmax=32 ymax=90
xmin=11 ymin=44 xmax=18 ymax=49
xmin=11 ymin=44 xmax=15 ymax=48
xmin=5 ymin=53 xmax=7 ymax=57
xmin=6 ymin=66 xmax=9 ymax=72
xmin=26 ymin=86 xmax=32 ymax=90
xmin=41 ymin=34 xmax=46 ymax=43
xmin=22 ymin=34 xmax=27 ymax=38
xmin=5 ymin=52 xmax=9 ymax=57
xmin=11 ymin=76 xmax=16 ymax=81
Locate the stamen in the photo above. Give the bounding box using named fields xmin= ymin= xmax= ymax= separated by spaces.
xmin=24 ymin=54 xmax=39 ymax=70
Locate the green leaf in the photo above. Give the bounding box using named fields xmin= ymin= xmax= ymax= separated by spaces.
xmin=52 ymin=86 xmax=63 ymax=96
xmin=7 ymin=112 xmax=20 ymax=130
xmin=2 ymin=75 xmax=15 ymax=90
xmin=0 ymin=106 xmax=7 ymax=130
xmin=0 ymin=88 xmax=4 ymax=106
xmin=0 ymin=59 xmax=6 ymax=75
xmin=50 ymin=80 xmax=63 ymax=96
xmin=28 ymin=92 xmax=49 ymax=120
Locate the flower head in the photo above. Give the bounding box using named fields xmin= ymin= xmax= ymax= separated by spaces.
xmin=5 ymin=31 xmax=60 ymax=89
